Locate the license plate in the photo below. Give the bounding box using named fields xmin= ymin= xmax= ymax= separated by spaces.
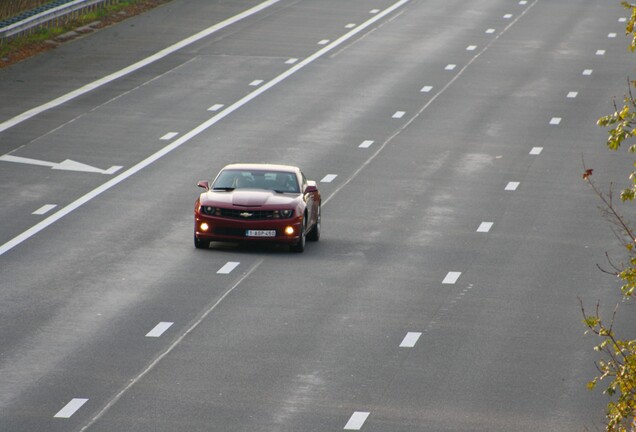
xmin=246 ymin=230 xmax=276 ymax=237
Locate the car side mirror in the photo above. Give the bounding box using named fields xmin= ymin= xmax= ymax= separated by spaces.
xmin=305 ymin=180 xmax=318 ymax=193
xmin=197 ymin=180 xmax=210 ymax=190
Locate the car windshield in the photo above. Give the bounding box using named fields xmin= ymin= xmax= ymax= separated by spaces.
xmin=212 ymin=169 xmax=300 ymax=193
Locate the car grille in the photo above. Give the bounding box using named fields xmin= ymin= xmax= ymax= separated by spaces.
xmin=219 ymin=208 xmax=288 ymax=220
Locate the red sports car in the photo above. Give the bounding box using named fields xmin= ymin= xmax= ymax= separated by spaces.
xmin=194 ymin=163 xmax=321 ymax=252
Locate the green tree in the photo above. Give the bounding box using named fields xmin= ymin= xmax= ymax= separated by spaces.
xmin=584 ymin=3 xmax=636 ymax=430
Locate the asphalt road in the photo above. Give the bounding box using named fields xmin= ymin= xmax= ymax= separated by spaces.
xmin=0 ymin=0 xmax=634 ymax=430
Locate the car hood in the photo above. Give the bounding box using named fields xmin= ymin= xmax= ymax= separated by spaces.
xmin=200 ymin=189 xmax=299 ymax=207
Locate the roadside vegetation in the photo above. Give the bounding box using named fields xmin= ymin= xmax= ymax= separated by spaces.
xmin=583 ymin=2 xmax=636 ymax=430
xmin=0 ymin=0 xmax=170 ymax=67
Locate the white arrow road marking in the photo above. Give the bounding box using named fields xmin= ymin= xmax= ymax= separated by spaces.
xmin=0 ymin=155 xmax=121 ymax=174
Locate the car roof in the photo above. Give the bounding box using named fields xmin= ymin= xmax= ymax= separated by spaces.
xmin=221 ymin=163 xmax=301 ymax=173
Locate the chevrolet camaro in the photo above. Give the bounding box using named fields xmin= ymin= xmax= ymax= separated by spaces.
xmin=194 ymin=163 xmax=321 ymax=252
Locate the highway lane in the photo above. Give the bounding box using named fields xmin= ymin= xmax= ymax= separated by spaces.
xmin=0 ymin=0 xmax=634 ymax=430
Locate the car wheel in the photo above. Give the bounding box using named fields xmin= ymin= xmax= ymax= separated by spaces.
xmin=291 ymin=219 xmax=306 ymax=253
xmin=307 ymin=204 xmax=321 ymax=242
xmin=194 ymin=235 xmax=210 ymax=249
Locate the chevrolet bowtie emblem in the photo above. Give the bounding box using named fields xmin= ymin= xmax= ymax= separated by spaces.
xmin=240 ymin=212 xmax=253 ymax=218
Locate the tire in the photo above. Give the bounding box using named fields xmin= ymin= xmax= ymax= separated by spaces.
xmin=307 ymin=204 xmax=321 ymax=242
xmin=290 ymin=219 xmax=306 ymax=253
xmin=194 ymin=235 xmax=210 ymax=249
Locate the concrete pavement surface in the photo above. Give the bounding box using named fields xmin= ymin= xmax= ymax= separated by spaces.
xmin=0 ymin=0 xmax=634 ymax=430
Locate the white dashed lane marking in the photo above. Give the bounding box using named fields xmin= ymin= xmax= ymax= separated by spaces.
xmin=54 ymin=398 xmax=88 ymax=418
xmin=549 ymin=117 xmax=562 ymax=125
xmin=208 ymin=104 xmax=224 ymax=112
xmin=146 ymin=322 xmax=174 ymax=338
xmin=477 ymin=222 xmax=493 ymax=233
xmin=620 ymin=17 xmax=627 ymax=23
xmin=321 ymin=174 xmax=338 ymax=183
xmin=486 ymin=28 xmax=496 ymax=34
xmin=369 ymin=9 xmax=380 ymax=14
xmin=318 ymin=39 xmax=330 ymax=45
xmin=608 ymin=32 xmax=617 ymax=38
xmin=285 ymin=58 xmax=298 ymax=64
xmin=249 ymin=80 xmax=264 ymax=86
xmin=503 ymin=13 xmax=513 ymax=19
xmin=33 ymin=204 xmax=57 ymax=215
xmin=217 ymin=262 xmax=240 ymax=274
xmin=445 ymin=64 xmax=457 ymax=70
xmin=359 ymin=140 xmax=374 ymax=148
xmin=160 ymin=132 xmax=178 ymax=140
xmin=582 ymin=69 xmax=593 ymax=76
xmin=345 ymin=23 xmax=356 ymax=28
xmin=442 ymin=271 xmax=461 ymax=284
xmin=567 ymin=91 xmax=578 ymax=98
xmin=400 ymin=332 xmax=422 ymax=348
xmin=466 ymin=45 xmax=477 ymax=51
xmin=530 ymin=147 xmax=543 ymax=155
xmin=505 ymin=181 xmax=520 ymax=191
xmin=392 ymin=111 xmax=406 ymax=118
xmin=596 ymin=49 xmax=606 ymax=56
xmin=344 ymin=412 xmax=370 ymax=430
xmin=420 ymin=85 xmax=433 ymax=92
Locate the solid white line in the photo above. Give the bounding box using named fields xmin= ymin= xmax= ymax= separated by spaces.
xmin=442 ymin=272 xmax=461 ymax=284
xmin=549 ymin=117 xmax=561 ymax=125
xmin=217 ymin=261 xmax=240 ymax=274
xmin=0 ymin=0 xmax=281 ymax=134
xmin=33 ymin=204 xmax=57 ymax=215
xmin=54 ymin=398 xmax=88 ymax=418
xmin=146 ymin=322 xmax=174 ymax=338
xmin=160 ymin=132 xmax=178 ymax=141
xmin=529 ymin=147 xmax=543 ymax=155
xmin=392 ymin=111 xmax=405 ymax=118
xmin=400 ymin=332 xmax=422 ymax=347
xmin=0 ymin=0 xmax=414 ymax=257
xmin=321 ymin=174 xmax=338 ymax=183
xmin=359 ymin=140 xmax=374 ymax=148
xmin=79 ymin=260 xmax=263 ymax=431
xmin=505 ymin=181 xmax=520 ymax=191
xmin=344 ymin=411 xmax=370 ymax=430
xmin=477 ymin=222 xmax=493 ymax=233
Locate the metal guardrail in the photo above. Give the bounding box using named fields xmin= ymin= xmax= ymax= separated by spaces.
xmin=0 ymin=0 xmax=119 ymax=43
